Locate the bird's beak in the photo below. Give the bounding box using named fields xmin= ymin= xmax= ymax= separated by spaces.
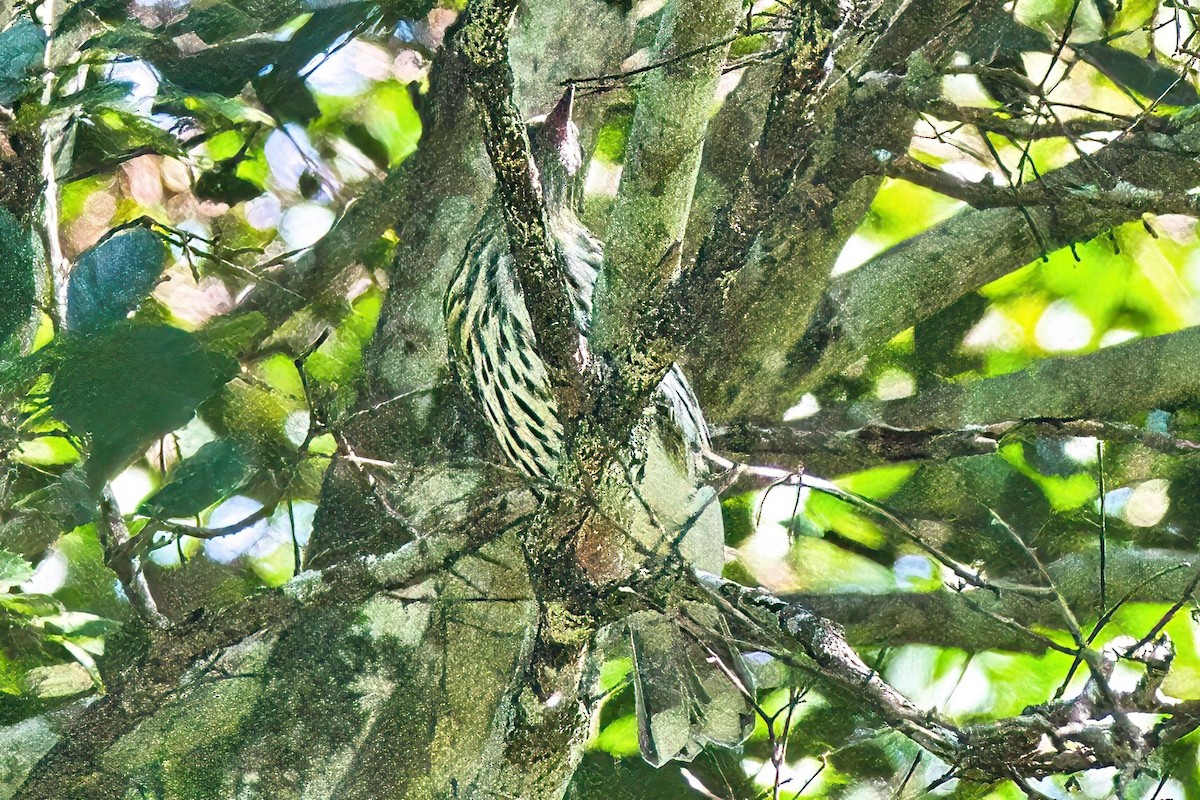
xmin=545 ymin=85 xmax=575 ymax=139
xmin=543 ymin=86 xmax=581 ymax=176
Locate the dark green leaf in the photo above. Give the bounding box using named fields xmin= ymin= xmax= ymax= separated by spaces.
xmin=1075 ymin=41 xmax=1200 ymax=107
xmin=50 ymin=324 xmax=235 ymax=482
xmin=159 ymin=40 xmax=282 ymax=96
xmin=194 ymin=162 xmax=263 ymax=205
xmin=196 ymin=311 xmax=268 ymax=357
xmin=68 ymin=105 xmax=184 ymax=180
xmin=166 ymin=0 xmax=305 ymax=43
xmin=170 ymin=2 xmax=262 ymax=43
xmin=0 ymin=208 xmax=37 ymax=349
xmin=139 ymin=439 xmax=256 ymax=518
xmin=345 ymin=123 xmax=390 ymax=171
xmin=0 ymin=21 xmax=47 ymax=106
xmin=66 ymin=228 xmax=167 ymax=332
xmin=298 ymin=170 xmax=321 ymax=199
xmin=2 ymin=470 xmax=97 ymax=557
xmin=253 ymin=73 xmax=320 ymax=122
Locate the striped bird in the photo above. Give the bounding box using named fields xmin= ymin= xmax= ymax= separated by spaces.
xmin=444 ymin=88 xmax=706 ymax=481
xmin=444 ymin=88 xmax=754 ymax=767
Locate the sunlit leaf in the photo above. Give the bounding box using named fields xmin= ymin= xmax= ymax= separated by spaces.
xmin=1074 ymin=40 xmax=1200 ymax=107
xmin=0 ymin=549 xmax=35 ymax=591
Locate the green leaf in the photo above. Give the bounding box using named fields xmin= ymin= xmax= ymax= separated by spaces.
xmin=363 ymin=81 xmax=421 ymax=166
xmin=49 ymin=637 xmax=102 ymax=688
xmin=0 ymin=208 xmax=37 ymax=348
xmin=194 ymin=162 xmax=264 ymax=205
xmin=66 ymin=228 xmax=167 ymax=331
xmin=40 ymin=611 xmax=119 ymax=637
xmin=160 ymin=40 xmax=282 ymax=96
xmin=68 ymin=106 xmax=184 ymax=179
xmin=170 ymin=2 xmax=262 ymax=43
xmin=50 ymin=324 xmax=235 ymax=482
xmin=139 ymin=439 xmax=256 ymax=518
xmin=166 ymin=0 xmax=305 ymax=43
xmin=196 ymin=311 xmax=268 ymax=357
xmin=0 ymin=593 xmax=63 ymax=618
xmin=0 ymin=549 xmax=34 ymax=591
xmin=0 ymin=20 xmax=47 ymax=106
xmin=345 ymin=123 xmax=390 ymax=171
xmin=1074 ymin=41 xmax=1200 ymax=107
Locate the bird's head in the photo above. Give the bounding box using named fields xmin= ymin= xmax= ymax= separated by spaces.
xmin=528 ymin=86 xmax=581 ymax=207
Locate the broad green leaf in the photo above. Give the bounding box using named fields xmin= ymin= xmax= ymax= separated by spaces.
xmin=0 ymin=20 xmax=47 ymax=105
xmin=345 ymin=123 xmax=390 ymax=170
xmin=363 ymin=81 xmax=421 ymax=166
xmin=160 ymin=40 xmax=282 ymax=96
xmin=68 ymin=106 xmax=184 ymax=181
xmin=196 ymin=311 xmax=268 ymax=357
xmin=194 ymin=162 xmax=264 ymax=205
xmin=1074 ymin=40 xmax=1200 ymax=107
xmin=139 ymin=439 xmax=256 ymax=518
xmin=50 ymin=324 xmax=234 ymax=481
xmin=166 ymin=0 xmax=305 ymax=43
xmin=594 ymin=715 xmax=640 ymax=758
xmin=40 ymin=611 xmax=119 ymax=637
xmin=66 ymin=227 xmax=167 ymax=331
xmin=0 ymin=549 xmax=34 ymax=591
xmin=0 ymin=593 xmax=63 ymax=618
xmin=1 ymin=469 xmax=96 ymax=556
xmin=0 ymin=208 xmax=37 ymax=348
xmin=170 ymin=2 xmax=263 ymax=43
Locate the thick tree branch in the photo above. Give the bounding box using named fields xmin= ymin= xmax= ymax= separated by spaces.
xmin=13 ymin=487 xmax=533 ymax=800
xmin=714 ymin=417 xmax=1200 ymax=475
xmin=793 ymin=118 xmax=1200 ymax=394
xmin=590 ymin=0 xmax=743 ymax=369
xmin=669 ymin=0 xmax=988 ymax=420
xmin=790 ymin=545 xmax=1200 ymax=651
xmin=827 ymin=326 xmax=1200 ymax=431
xmin=456 ymin=0 xmax=585 ymax=421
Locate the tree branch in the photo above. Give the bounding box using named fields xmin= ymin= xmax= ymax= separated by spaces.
xmin=827 ymin=326 xmax=1200 ymax=431
xmin=714 ymin=417 xmax=1200 ymax=475
xmin=590 ymin=0 xmax=743 ymax=374
xmin=793 ymin=117 xmax=1200 ymax=394
xmin=13 ymin=487 xmax=533 ymax=799
xmin=696 ymin=568 xmax=1200 ymax=782
xmin=672 ymin=0 xmax=988 ymax=420
xmin=455 ymin=0 xmax=585 ymax=421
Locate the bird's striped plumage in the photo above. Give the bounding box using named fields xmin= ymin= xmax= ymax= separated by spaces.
xmin=444 ymin=204 xmax=601 ymax=479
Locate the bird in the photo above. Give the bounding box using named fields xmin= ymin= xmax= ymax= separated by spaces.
xmin=443 ymin=87 xmax=755 ymax=768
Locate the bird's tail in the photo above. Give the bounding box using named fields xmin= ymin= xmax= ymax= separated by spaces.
xmin=627 ymin=605 xmax=756 ymax=768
